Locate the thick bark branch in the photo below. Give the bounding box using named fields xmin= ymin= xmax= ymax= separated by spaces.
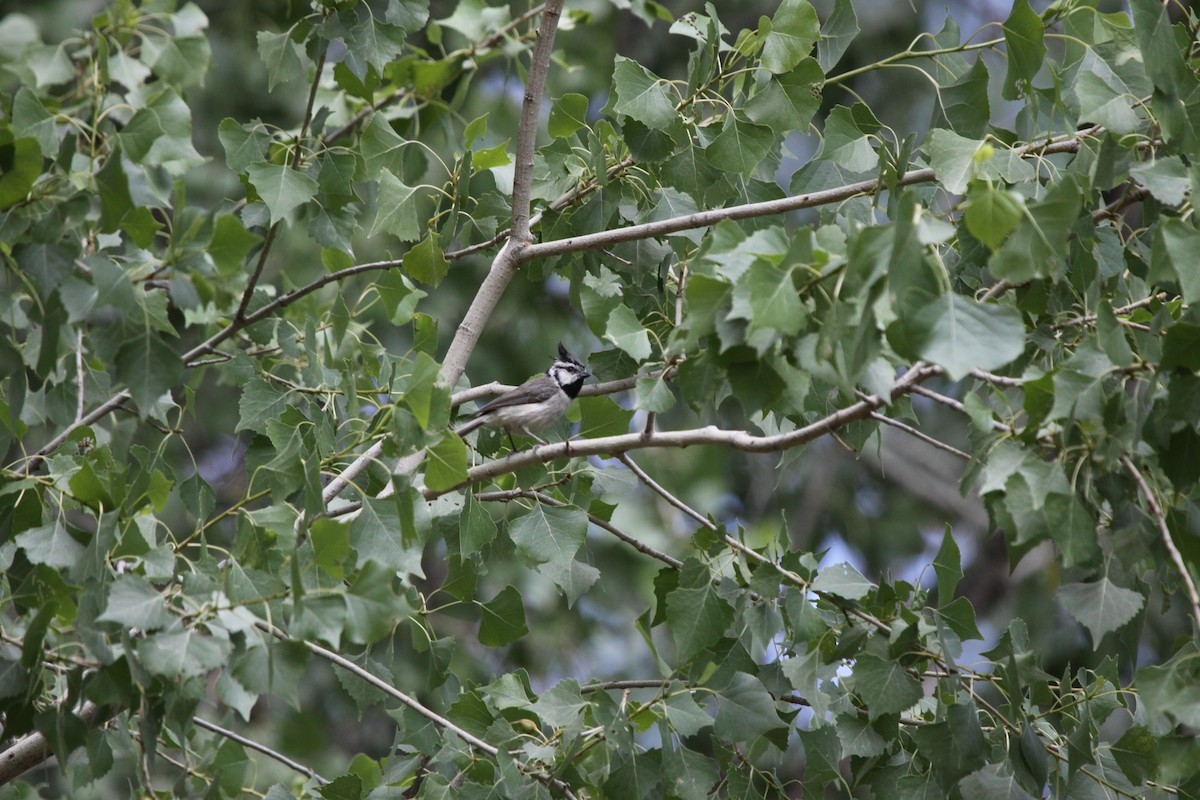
xmin=0 ymin=702 xmax=102 ymax=785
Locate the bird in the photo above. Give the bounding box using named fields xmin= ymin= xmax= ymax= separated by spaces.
xmin=454 ymin=343 xmax=591 ymax=449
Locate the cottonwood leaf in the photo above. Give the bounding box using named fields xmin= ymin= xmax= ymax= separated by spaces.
xmin=713 ymin=672 xmax=787 ymax=742
xmin=851 ymin=653 xmax=923 ymax=719
xmin=891 ymin=293 xmax=1024 ymax=380
xmin=1059 ymin=578 xmax=1143 ymax=643
xmin=612 ymin=57 xmax=676 ymax=130
xmin=98 ymin=575 xmax=170 ymax=631
xmin=761 ymin=0 xmax=820 ymax=75
xmin=811 ymin=561 xmax=873 ymax=601
xmin=479 ymin=585 xmax=528 ymax=647
xmin=139 ymin=627 xmax=231 ymax=679
xmin=246 ymin=162 xmax=318 ymax=225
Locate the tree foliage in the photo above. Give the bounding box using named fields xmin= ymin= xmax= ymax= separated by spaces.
xmin=2 ymin=0 xmax=1200 ymax=797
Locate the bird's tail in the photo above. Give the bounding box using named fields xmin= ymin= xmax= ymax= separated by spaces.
xmin=454 ymin=416 xmax=484 ymax=437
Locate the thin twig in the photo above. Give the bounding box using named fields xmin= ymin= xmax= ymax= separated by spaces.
xmin=909 ymin=385 xmax=1017 ymax=436
xmin=868 ymin=411 xmax=971 ymax=460
xmin=618 ymin=453 xmax=710 ymax=529
xmin=618 ymin=447 xmax=894 ymax=635
xmin=254 ymin=622 xmax=580 ymax=799
xmin=74 ymin=330 xmax=85 ymax=421
xmin=970 ymin=369 xmax=1025 ymax=388
xmin=1121 ymin=455 xmax=1200 ymax=632
xmin=192 ymin=716 xmax=327 ymax=784
xmin=1053 ymin=293 xmax=1166 ymax=331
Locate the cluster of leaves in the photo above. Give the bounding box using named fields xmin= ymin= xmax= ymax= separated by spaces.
xmin=2 ymin=0 xmax=1200 ymax=798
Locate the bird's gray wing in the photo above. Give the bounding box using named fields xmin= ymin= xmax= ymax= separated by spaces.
xmin=474 ymin=377 xmax=557 ymax=414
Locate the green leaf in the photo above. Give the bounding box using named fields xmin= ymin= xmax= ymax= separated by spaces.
xmin=706 ymin=116 xmax=774 ymax=175
xmin=369 ymin=171 xmax=424 ymax=242
xmin=97 ymin=575 xmax=170 ymax=631
xmin=459 ymin=491 xmax=497 ymax=557
xmin=548 ymin=93 xmax=589 ymax=139
xmin=635 ymin=376 xmax=676 ymax=414
xmin=424 ymin=433 xmax=467 ymax=494
xmin=1161 ymin=323 xmax=1200 ymax=371
xmin=958 ymin=764 xmax=1037 ymax=800
xmin=925 ymin=129 xmax=1034 ymax=195
xmin=15 ymin=521 xmax=85 ymax=570
xmin=912 ymin=702 xmax=987 ymax=784
xmin=1071 ymin=52 xmax=1142 ymax=134
xmin=478 ymin=585 xmax=528 ymax=647
xmin=851 ymin=653 xmax=923 ymax=719
xmin=933 ymin=526 xmax=962 ymax=606
xmin=933 ymin=57 xmax=991 ymax=138
xmin=344 ymin=561 xmax=409 ymax=645
xmin=209 ymin=213 xmax=261 ymax=276
xmin=11 ymin=87 xmax=56 ymax=157
xmin=1153 ymin=219 xmax=1200 ymax=305
xmin=612 ymin=57 xmax=677 ymax=130
xmin=1130 ymin=156 xmax=1190 ymax=206
xmin=257 ymin=30 xmax=305 ymax=90
xmin=218 ymin=118 xmax=271 ymax=173
xmin=530 ymin=679 xmax=587 ymax=728
xmin=344 ymin=14 xmax=407 ymax=78
xmin=811 ymin=561 xmax=873 ymax=601
xmin=1130 ymin=0 xmax=1186 ymax=96
xmin=744 ymin=60 xmax=822 ymax=132
xmin=1110 ymin=725 xmax=1159 ymax=785
xmin=729 ymin=261 xmax=804 ymax=336
xmin=605 ymin=304 xmax=652 ymax=361
xmin=577 ymin=396 xmax=634 ymax=439
xmin=0 ymin=130 xmax=40 ymax=210
xmin=509 ymin=504 xmax=587 ymax=560
xmin=246 ymin=162 xmax=318 ymax=225
xmin=964 ymin=183 xmax=1023 ymax=250
xmin=316 ymin=774 xmax=362 ymax=800
xmin=375 ymin=269 xmax=426 ymax=325
xmin=1001 ymin=0 xmax=1045 ymax=99
xmin=761 ymin=0 xmax=820 ymax=75
xmin=360 ymin=113 xmax=408 ymax=179
xmin=817 ymin=0 xmax=858 ymax=72
xmin=402 ymin=234 xmax=449 ymax=287
xmin=236 ymin=378 xmax=290 ymax=435
xmin=139 ymin=627 xmax=232 ymax=679
xmin=663 ymin=686 xmax=712 ymax=736
xmin=351 ymin=495 xmax=422 ymax=576
xmin=712 ymin=672 xmax=786 ymax=742
xmin=311 ymin=518 xmax=351 ymax=578
xmin=667 ymin=560 xmax=734 ymax=662
xmin=891 ymin=293 xmax=1025 ymax=381
xmin=115 ymin=334 xmax=183 ymax=418
xmin=471 ymin=139 xmax=510 ymax=173
xmin=1139 ymin=641 xmax=1200 ymax=728
xmin=1059 ymin=578 xmax=1143 ymax=643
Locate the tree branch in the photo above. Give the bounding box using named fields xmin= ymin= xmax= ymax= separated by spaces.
xmin=868 ymin=411 xmax=971 ymax=460
xmin=322 ymin=2 xmax=568 ymax=507
xmin=192 ymin=716 xmax=327 ymax=784
xmin=1121 ymin=455 xmax=1200 ymax=632
xmin=427 ymin=364 xmax=943 ymax=498
xmin=518 ymin=127 xmax=1102 ymax=262
xmin=0 ymin=701 xmax=102 ymax=785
